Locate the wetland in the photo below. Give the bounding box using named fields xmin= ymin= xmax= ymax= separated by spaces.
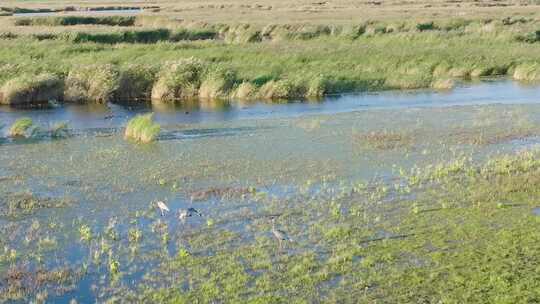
xmin=3 ymin=0 xmax=540 ymax=302
xmin=2 ymin=80 xmax=540 ymax=302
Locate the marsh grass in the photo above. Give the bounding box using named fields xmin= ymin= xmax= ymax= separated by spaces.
xmin=0 ymin=73 xmax=63 ymax=105
xmin=124 ymin=113 xmax=160 ymax=143
xmin=199 ymin=66 xmax=237 ymax=100
xmin=115 ymin=64 xmax=158 ymax=101
xmin=151 ymin=58 xmax=205 ymax=101
xmin=0 ymin=17 xmax=540 ymax=103
xmin=8 ymin=117 xmax=34 ymax=137
xmin=64 ymin=64 xmax=120 ymax=103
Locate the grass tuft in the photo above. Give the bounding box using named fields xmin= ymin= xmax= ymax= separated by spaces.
xmin=8 ymin=117 xmax=34 ymax=137
xmin=124 ymin=113 xmax=161 ymax=143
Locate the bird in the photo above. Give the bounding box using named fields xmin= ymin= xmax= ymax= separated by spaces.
xmin=155 ymin=200 xmax=170 ymax=216
xmin=178 ymin=207 xmax=202 ymax=221
xmin=271 ymin=217 xmax=293 ymax=246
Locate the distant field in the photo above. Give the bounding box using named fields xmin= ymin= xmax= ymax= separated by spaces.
xmin=2 ymin=0 xmax=540 ymax=24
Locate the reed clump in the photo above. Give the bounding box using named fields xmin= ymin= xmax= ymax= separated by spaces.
xmin=124 ymin=113 xmax=161 ymax=143
xmin=8 ymin=117 xmax=34 ymax=137
xmin=151 ymin=58 xmax=205 ymax=102
xmin=0 ymin=73 xmax=63 ymax=105
xmin=64 ymin=64 xmax=120 ymax=103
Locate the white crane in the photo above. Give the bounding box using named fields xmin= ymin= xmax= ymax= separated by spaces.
xmin=271 ymin=217 xmax=293 ymax=246
xmin=155 ymin=200 xmax=170 ymax=216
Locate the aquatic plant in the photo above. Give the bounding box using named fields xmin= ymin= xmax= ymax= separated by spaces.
xmin=109 ymin=258 xmax=120 ymax=274
xmin=79 ymin=225 xmax=92 ymax=242
xmin=124 ymin=113 xmax=161 ymax=143
xmin=8 ymin=117 xmax=34 ymax=137
xmin=128 ymin=228 xmax=143 ymax=243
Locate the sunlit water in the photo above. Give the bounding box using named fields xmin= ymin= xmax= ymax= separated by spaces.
xmin=1 ymin=79 xmax=540 ymax=302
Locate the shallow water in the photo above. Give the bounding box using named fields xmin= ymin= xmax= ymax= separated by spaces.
xmin=1 ymin=80 xmax=540 ymax=302
xmin=13 ymin=9 xmax=142 ymax=17
xmin=1 ymin=79 xmax=539 ymax=130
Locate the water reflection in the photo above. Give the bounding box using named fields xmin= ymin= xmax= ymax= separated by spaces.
xmin=1 ymin=79 xmax=540 ymax=131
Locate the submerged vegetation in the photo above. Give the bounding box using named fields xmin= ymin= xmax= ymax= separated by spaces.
xmin=124 ymin=113 xmax=160 ymax=143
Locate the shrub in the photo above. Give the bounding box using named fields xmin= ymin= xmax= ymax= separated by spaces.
xmin=0 ymin=73 xmax=63 ymax=105
xmin=151 ymin=58 xmax=205 ymax=102
xmin=8 ymin=117 xmax=33 ymax=137
xmin=64 ymin=64 xmax=120 ymax=103
xmin=124 ymin=113 xmax=160 ymax=143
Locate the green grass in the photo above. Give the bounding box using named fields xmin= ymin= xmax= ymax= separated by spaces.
xmin=0 ymin=16 xmax=538 ymax=106
xmin=124 ymin=113 xmax=161 ymax=143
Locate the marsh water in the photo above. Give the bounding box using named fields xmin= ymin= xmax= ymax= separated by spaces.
xmin=1 ymin=79 xmax=540 ymax=302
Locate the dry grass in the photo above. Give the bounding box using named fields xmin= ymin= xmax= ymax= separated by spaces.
xmin=3 ymin=0 xmax=540 ymax=25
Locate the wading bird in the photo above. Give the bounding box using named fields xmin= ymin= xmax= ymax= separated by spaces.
xmin=271 ymin=217 xmax=293 ymax=247
xmin=178 ymin=208 xmax=202 ymax=221
xmin=155 ymin=200 xmax=170 ymax=216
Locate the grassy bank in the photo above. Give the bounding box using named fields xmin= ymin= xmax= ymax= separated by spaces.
xmin=1 ymin=15 xmax=540 ymax=105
